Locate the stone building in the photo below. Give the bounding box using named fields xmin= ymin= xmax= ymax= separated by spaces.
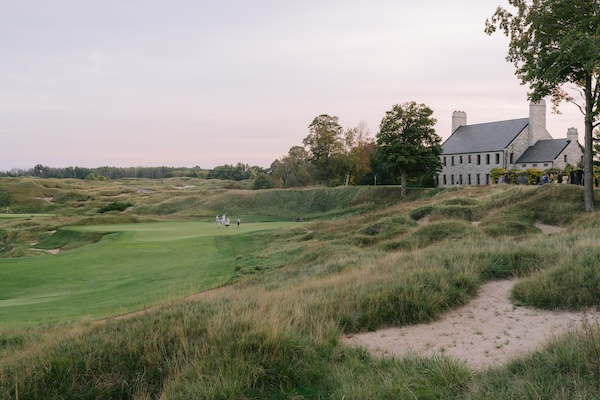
xmin=437 ymin=100 xmax=583 ymax=186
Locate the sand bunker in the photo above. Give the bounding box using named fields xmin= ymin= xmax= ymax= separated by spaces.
xmin=343 ymin=279 xmax=600 ymax=369
xmin=534 ymin=222 xmax=564 ymax=234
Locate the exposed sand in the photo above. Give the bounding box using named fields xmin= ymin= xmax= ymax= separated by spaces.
xmin=343 ymin=279 xmax=599 ymax=369
xmin=30 ymin=248 xmax=61 ymax=254
xmin=534 ymin=222 xmax=564 ymax=234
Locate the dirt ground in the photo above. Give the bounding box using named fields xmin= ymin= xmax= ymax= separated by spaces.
xmin=342 ymin=279 xmax=600 ymax=369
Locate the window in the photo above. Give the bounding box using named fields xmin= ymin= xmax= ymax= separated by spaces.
xmin=477 ymin=154 xmax=481 ymax=165
xmin=564 ymin=155 xmax=567 ymax=162
xmin=495 ymin=153 xmax=500 ymax=164
xmin=443 ymin=156 xmax=447 ymax=166
xmin=543 ymin=163 xmax=549 ymax=167
xmin=476 ymin=174 xmax=480 ymax=185
xmin=459 ymin=175 xmax=463 ymax=185
xmin=486 ymin=174 xmax=490 ymax=184
xmin=451 ymin=175 xmax=455 ymax=185
xmin=468 ymin=174 xmax=472 ymax=185
xmin=522 ymin=164 xmax=527 ymax=168
xmin=486 ymin=154 xmax=490 ymax=164
xmin=468 ymin=155 xmax=472 ymax=163
xmin=510 ymin=153 xmax=514 ymax=164
xmin=451 ymin=156 xmax=455 ymax=166
xmin=533 ymin=163 xmax=537 ymax=167
xmin=443 ymin=175 xmax=447 ymax=185
xmin=459 ymin=156 xmax=463 ymax=164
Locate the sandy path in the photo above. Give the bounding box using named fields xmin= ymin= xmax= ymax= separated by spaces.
xmin=343 ymin=279 xmax=600 ymax=369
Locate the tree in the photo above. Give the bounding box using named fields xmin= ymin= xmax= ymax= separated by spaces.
xmin=374 ymin=102 xmax=442 ymax=197
xmin=207 ymin=163 xmax=252 ymax=181
xmin=341 ymin=121 xmax=375 ymax=185
xmin=0 ymin=190 xmax=11 ymax=208
xmin=252 ymin=173 xmax=276 ymax=189
xmin=271 ymin=146 xmax=313 ymax=187
xmin=485 ymin=0 xmax=600 ymax=211
xmin=33 ymin=164 xmax=49 ymax=178
xmin=303 ymin=114 xmax=344 ymax=185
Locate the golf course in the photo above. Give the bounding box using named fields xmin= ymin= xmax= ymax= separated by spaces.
xmin=1 ymin=220 xmax=295 ymax=326
xmin=2 ymin=177 xmax=600 ymax=399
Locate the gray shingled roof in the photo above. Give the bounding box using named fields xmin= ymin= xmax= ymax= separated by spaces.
xmin=442 ymin=118 xmax=529 ymax=155
xmin=515 ymin=139 xmax=570 ymax=163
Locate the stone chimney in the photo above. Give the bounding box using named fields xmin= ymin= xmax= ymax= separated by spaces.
xmin=452 ymin=111 xmax=467 ymax=134
xmin=567 ymin=127 xmax=578 ymax=143
xmin=528 ymin=100 xmax=546 ymax=146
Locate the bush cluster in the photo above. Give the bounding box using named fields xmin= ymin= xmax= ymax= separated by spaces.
xmin=97 ymin=201 xmax=133 ymax=214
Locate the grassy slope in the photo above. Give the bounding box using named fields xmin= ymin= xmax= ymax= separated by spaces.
xmin=1 ymin=179 xmax=600 ymax=398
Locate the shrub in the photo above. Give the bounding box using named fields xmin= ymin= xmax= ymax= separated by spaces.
xmin=525 ymin=168 xmax=544 ymax=185
xmin=489 ymin=167 xmax=508 ymax=184
xmin=409 ymin=205 xmax=433 ymax=221
xmin=97 ymin=201 xmax=133 ymax=213
xmin=252 ymin=173 xmax=277 ymax=189
xmin=0 ymin=190 xmax=11 ymax=207
xmin=506 ymin=169 xmax=521 ymax=184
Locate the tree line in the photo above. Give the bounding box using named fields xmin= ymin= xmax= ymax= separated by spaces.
xmin=0 ymin=102 xmax=444 ymax=195
xmin=0 ymin=165 xmax=205 ymax=180
xmin=257 ymin=101 xmax=443 ymax=193
xmin=0 ymin=164 xmax=268 ymax=181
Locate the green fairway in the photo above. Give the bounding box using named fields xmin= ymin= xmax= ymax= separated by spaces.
xmin=0 ymin=213 xmax=55 ymax=219
xmin=0 ymin=221 xmax=295 ymax=326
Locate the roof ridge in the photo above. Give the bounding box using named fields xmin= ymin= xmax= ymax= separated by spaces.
xmin=460 ymin=117 xmax=528 ymax=128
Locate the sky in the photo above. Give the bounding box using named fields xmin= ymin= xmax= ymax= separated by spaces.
xmin=1 ymin=0 xmax=586 ymax=171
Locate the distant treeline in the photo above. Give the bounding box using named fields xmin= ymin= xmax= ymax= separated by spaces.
xmin=0 ymin=163 xmax=269 ymax=181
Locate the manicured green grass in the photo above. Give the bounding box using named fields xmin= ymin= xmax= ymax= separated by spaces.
xmin=0 ymin=221 xmax=296 ymax=326
xmin=0 ymin=213 xmax=55 ymax=219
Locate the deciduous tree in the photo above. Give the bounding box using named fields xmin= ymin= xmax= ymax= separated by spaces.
xmin=374 ymin=102 xmax=442 ymax=197
xmin=341 ymin=121 xmax=375 ymax=185
xmin=486 ymin=0 xmax=600 ymax=211
xmin=271 ymin=146 xmax=313 ymax=187
xmin=303 ymin=114 xmax=344 ymax=185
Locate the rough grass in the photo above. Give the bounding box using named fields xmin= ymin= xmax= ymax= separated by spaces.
xmin=511 ymin=239 xmax=600 ymax=310
xmin=469 ymin=318 xmax=600 ymax=399
xmin=1 ymin=180 xmax=600 ymax=398
xmin=32 ymin=229 xmax=105 ymax=251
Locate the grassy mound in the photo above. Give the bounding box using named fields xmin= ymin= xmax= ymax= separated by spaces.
xmin=32 ymin=229 xmax=106 ymax=251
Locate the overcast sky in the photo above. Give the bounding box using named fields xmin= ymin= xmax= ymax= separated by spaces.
xmin=1 ymin=0 xmax=585 ymax=171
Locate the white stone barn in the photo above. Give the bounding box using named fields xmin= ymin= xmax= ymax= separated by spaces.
xmin=437 ymin=101 xmax=583 ymax=186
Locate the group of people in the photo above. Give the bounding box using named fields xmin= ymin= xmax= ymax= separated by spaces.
xmin=215 ymin=214 xmax=240 ymax=228
xmin=507 ymin=169 xmax=597 ymax=186
xmin=535 ymin=170 xmax=589 ymax=186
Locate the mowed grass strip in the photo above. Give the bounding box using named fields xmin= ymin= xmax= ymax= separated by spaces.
xmin=0 ymin=213 xmax=55 ymax=219
xmin=0 ymin=221 xmax=295 ymax=326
